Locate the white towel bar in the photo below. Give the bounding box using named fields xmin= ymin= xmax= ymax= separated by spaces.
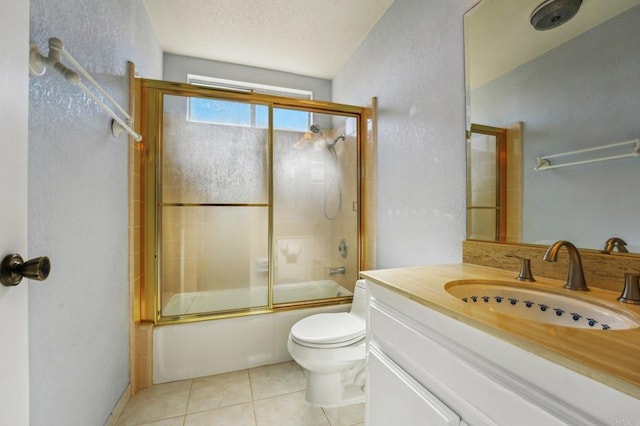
xmin=29 ymin=37 xmax=142 ymax=142
xmin=534 ymin=139 xmax=639 ymax=171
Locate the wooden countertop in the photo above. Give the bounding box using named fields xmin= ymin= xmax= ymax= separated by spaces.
xmin=360 ymin=263 xmax=640 ymax=400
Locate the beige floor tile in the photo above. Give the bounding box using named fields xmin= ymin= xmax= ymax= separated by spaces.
xmin=187 ymin=370 xmax=252 ymax=414
xmin=249 ymin=361 xmax=306 ymax=400
xmin=254 ymin=391 xmax=329 ymax=426
xmin=322 ymin=403 xmax=365 ymax=426
xmin=116 ymin=380 xmax=191 ymax=426
xmin=114 ymin=362 xmax=366 ymax=426
xmin=185 ymin=402 xmax=256 ymax=426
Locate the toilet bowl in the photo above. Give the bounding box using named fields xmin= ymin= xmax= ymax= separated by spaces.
xmin=287 ymin=279 xmax=367 ymax=407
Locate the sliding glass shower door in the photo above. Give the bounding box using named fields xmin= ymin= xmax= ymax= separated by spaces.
xmin=142 ymin=81 xmax=363 ymax=322
xmin=272 ymin=110 xmax=359 ymax=305
xmin=160 ymin=94 xmax=270 ymax=316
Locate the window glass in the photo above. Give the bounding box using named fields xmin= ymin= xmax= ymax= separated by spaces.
xmin=188 ymin=75 xmax=312 ymax=131
xmin=190 ymin=98 xmax=252 ymax=126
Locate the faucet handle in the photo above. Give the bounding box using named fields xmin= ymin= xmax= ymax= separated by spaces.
xmin=505 ymin=254 xmax=536 ymax=282
xmin=618 ymin=273 xmax=640 ymax=304
xmin=604 ymin=237 xmax=629 ymax=254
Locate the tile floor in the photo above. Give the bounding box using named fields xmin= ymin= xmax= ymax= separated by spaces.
xmin=116 ymin=361 xmax=365 ymax=426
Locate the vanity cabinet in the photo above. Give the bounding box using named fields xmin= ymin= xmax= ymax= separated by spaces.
xmin=365 ymin=280 xmax=640 ymax=426
xmin=368 ymin=347 xmax=465 ymax=426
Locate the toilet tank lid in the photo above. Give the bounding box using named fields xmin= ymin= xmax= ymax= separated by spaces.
xmin=290 ymin=313 xmax=365 ymax=344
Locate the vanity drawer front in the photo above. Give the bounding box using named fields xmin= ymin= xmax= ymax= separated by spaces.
xmin=368 ymin=299 xmax=569 ymax=426
xmin=368 ymin=346 xmax=463 ymax=426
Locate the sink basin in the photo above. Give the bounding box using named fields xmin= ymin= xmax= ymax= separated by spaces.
xmin=445 ymin=281 xmax=640 ymax=330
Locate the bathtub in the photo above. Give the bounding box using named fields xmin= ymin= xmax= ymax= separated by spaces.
xmin=163 ymin=279 xmax=352 ymax=316
xmin=154 ymin=280 xmax=353 ymax=383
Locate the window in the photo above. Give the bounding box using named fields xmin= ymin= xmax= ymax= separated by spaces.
xmin=187 ymin=75 xmax=312 ymax=131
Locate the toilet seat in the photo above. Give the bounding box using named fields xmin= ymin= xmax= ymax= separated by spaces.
xmin=290 ymin=313 xmax=365 ymax=348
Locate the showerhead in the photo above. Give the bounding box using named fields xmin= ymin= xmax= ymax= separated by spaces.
xmin=309 ymin=124 xmax=345 ymax=149
xmin=309 ymin=123 xmax=323 ymax=135
xmin=530 ymin=0 xmax=582 ymax=31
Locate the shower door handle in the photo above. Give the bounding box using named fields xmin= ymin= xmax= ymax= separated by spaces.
xmin=0 ymin=253 xmax=51 ymax=286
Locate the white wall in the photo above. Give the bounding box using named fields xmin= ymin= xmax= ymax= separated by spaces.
xmin=333 ymin=0 xmax=478 ymax=268
xmin=164 ymin=53 xmax=332 ymax=102
xmin=0 ymin=1 xmax=30 ymax=424
xmin=28 ymin=0 xmax=162 ymax=424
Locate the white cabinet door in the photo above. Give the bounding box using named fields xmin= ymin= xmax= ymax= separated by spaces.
xmin=367 ymin=347 xmax=462 ymax=426
xmin=0 ymin=1 xmax=30 ymax=424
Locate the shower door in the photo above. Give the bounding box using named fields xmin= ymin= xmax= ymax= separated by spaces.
xmin=272 ymin=110 xmax=359 ymax=305
xmin=142 ymin=80 xmax=364 ymax=322
xmin=158 ymin=94 xmax=270 ymax=317
xmin=466 ymin=124 xmax=507 ymax=241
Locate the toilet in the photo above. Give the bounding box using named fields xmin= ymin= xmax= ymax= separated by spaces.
xmin=287 ymin=279 xmax=367 ymax=407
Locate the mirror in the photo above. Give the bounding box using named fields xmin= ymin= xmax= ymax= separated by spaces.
xmin=465 ymin=0 xmax=640 ymax=253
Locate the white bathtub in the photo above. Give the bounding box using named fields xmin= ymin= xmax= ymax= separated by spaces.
xmin=154 ymin=280 xmax=353 ymax=383
xmin=163 ymin=279 xmax=352 ymax=316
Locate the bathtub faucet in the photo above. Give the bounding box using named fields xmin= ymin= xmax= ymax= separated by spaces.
xmin=329 ymin=267 xmax=346 ymax=276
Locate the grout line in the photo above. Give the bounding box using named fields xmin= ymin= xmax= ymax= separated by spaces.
xmin=183 ymin=379 xmax=194 ymax=424
xmin=247 ymin=368 xmax=255 ymax=401
xmin=181 ymin=401 xmax=256 ymax=423
xmin=247 ymin=369 xmax=259 ymax=424
xmin=250 ymin=387 xmax=307 ymax=402
xmin=321 ymin=406 xmax=333 ymax=426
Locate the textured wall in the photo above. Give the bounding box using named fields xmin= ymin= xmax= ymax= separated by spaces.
xmin=164 ymin=53 xmax=332 ymax=102
xmin=28 ymin=0 xmax=161 ymax=424
xmin=333 ymin=0 xmax=479 ymax=268
xmin=471 ymin=5 xmax=640 ymax=251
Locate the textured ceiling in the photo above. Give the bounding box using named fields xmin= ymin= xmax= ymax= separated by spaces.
xmin=142 ymin=0 xmax=394 ymax=79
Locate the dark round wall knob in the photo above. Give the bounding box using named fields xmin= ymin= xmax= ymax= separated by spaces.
xmin=0 ymin=254 xmax=51 ymax=287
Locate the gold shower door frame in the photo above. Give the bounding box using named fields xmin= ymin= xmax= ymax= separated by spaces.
xmin=467 ymin=123 xmax=507 ymax=242
xmin=140 ymin=79 xmax=370 ymax=325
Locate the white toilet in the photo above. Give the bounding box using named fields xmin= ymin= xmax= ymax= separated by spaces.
xmin=287 ymin=279 xmax=367 ymax=407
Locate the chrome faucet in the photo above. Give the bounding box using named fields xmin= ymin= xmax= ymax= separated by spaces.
xmin=543 ymin=240 xmax=589 ymax=291
xmin=329 ymin=266 xmax=345 ymax=276
xmin=603 ymin=237 xmax=629 ymax=254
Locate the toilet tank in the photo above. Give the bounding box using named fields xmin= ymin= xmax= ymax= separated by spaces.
xmin=350 ymin=280 xmax=368 ymax=318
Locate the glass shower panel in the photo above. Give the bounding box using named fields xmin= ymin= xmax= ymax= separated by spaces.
xmin=467 ymin=209 xmax=497 ymax=241
xmin=160 ymin=94 xmax=269 ymax=316
xmin=160 ymin=206 xmax=268 ymax=316
xmin=467 ymin=132 xmax=499 ymax=240
xmin=272 ymin=111 xmax=359 ymax=304
xmin=162 ymin=95 xmax=268 ymax=204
